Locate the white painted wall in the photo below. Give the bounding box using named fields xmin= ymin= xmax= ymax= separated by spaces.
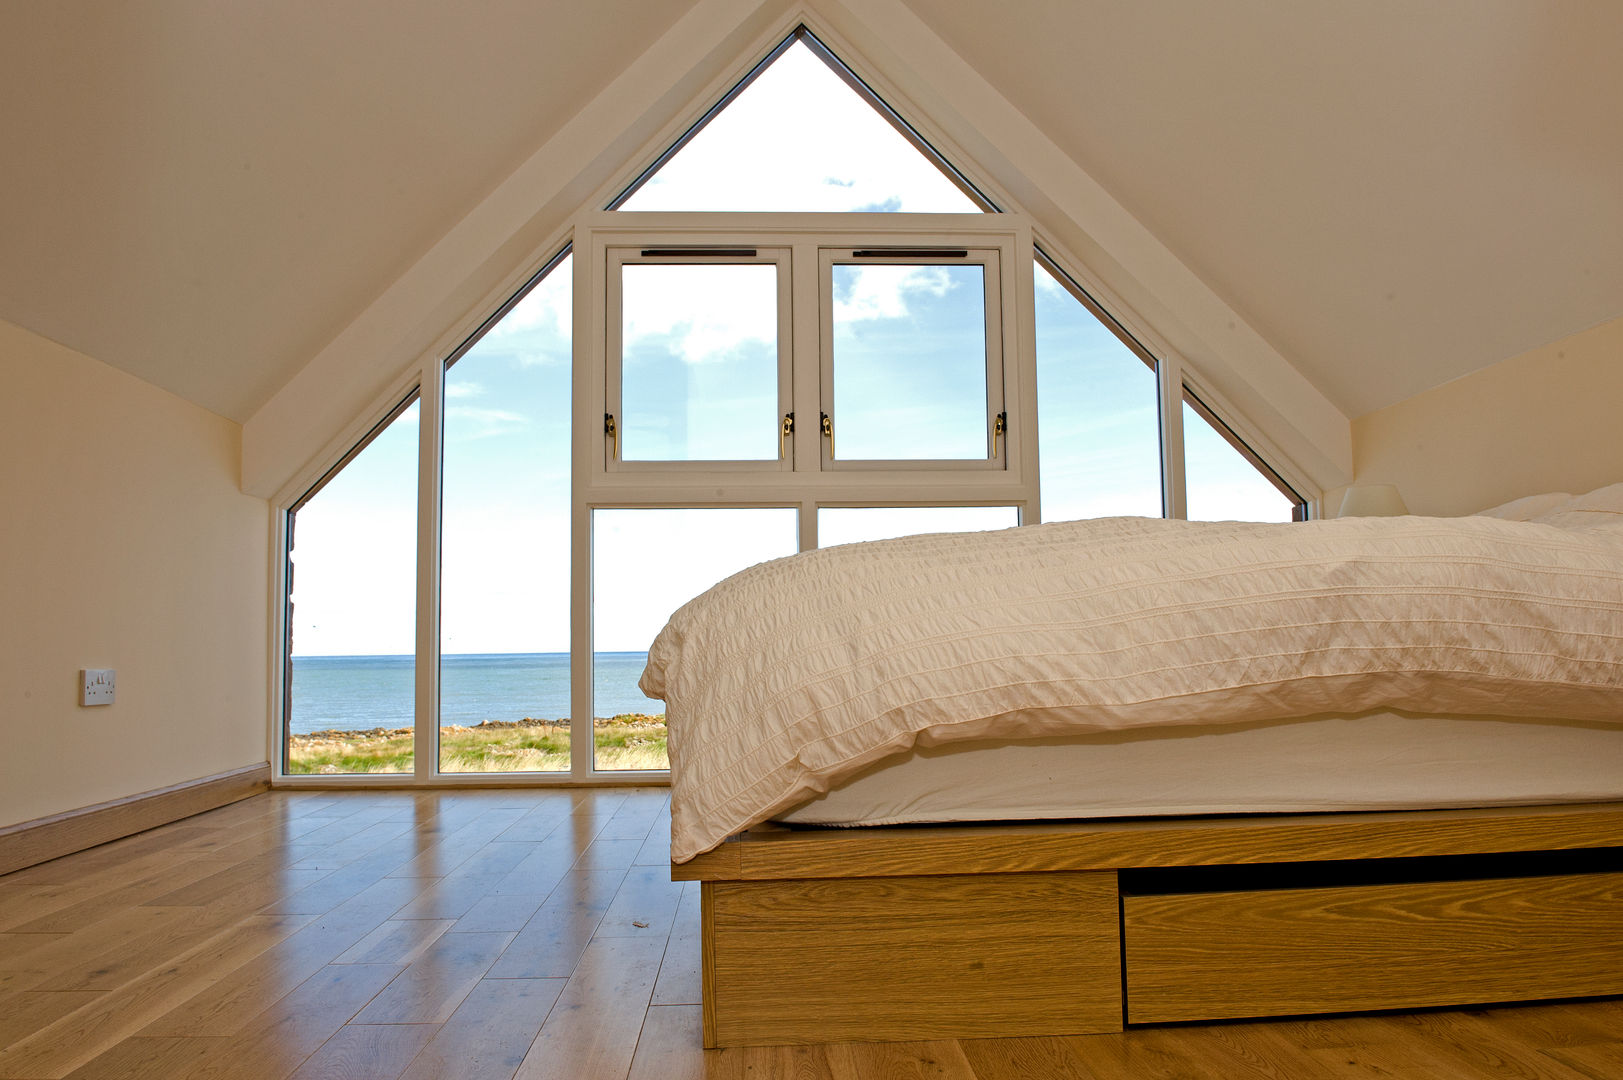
xmin=1350 ymin=314 xmax=1623 ymax=517
xmin=0 ymin=319 xmax=269 ymax=827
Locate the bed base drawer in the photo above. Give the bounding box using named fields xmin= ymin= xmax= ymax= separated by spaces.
xmin=703 ymin=871 xmax=1122 ymax=1047
xmin=1123 ymin=869 xmax=1623 ymax=1023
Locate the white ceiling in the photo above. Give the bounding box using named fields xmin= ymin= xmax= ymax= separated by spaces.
xmin=2 ymin=1 xmax=1620 ymax=423
xmin=0 ymin=0 xmax=699 ymax=421
xmin=904 ymin=0 xmax=1623 ymax=415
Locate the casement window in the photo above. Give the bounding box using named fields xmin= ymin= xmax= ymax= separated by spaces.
xmin=275 ymin=23 xmax=1311 ymax=786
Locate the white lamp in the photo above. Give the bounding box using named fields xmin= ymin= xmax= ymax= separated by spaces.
xmin=1338 ymin=483 xmax=1409 ymax=517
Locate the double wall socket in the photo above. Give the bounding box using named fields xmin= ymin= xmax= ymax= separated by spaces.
xmin=82 ymin=668 xmax=116 ymax=706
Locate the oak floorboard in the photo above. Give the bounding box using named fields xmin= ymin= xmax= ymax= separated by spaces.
xmin=58 ymin=1035 xmax=223 ymax=1080
xmin=168 ymin=963 xmax=405 ymax=1080
xmin=575 ymin=837 xmax=643 ymax=870
xmin=451 ymin=891 xmax=548 ymax=934
xmin=627 ymin=1003 xmax=706 ymax=1080
xmin=595 ymin=864 xmax=683 ymax=940
xmin=649 ymin=880 xmax=700 ymax=1007
xmin=351 ymin=930 xmax=514 ymax=1024
xmin=824 ymin=1039 xmax=980 ymax=1079
xmin=958 ymin=1035 xmax=1102 ymax=1080
xmin=396 ymin=978 xmax=566 ymax=1080
xmin=12 ymin=857 xmax=237 ymax=934
xmin=0 ymin=885 xmax=93 ymax=932
xmin=1546 ymin=1042 xmax=1623 ymax=1080
xmin=484 ymin=869 xmax=625 ymax=979
xmin=511 ymin=935 xmax=665 ymax=1080
xmin=285 ymin=1023 xmax=437 ymax=1080
xmin=334 ymin=919 xmax=455 ymax=966
xmin=0 ymin=912 xmax=316 ymax=1078
xmin=0 ymin=991 xmax=103 ymax=1050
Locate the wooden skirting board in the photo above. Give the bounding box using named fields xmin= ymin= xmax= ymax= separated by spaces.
xmin=0 ymin=762 xmax=271 ymax=875
xmin=677 ymin=802 xmax=1623 ymax=1047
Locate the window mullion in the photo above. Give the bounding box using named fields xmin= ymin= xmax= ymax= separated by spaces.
xmin=1159 ymin=352 xmax=1187 ymax=520
xmin=414 ymin=355 xmax=443 ymax=781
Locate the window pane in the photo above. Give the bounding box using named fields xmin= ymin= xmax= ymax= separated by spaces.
xmin=286 ymin=398 xmax=419 ymax=775
xmin=621 ymin=263 xmax=779 ymax=461
xmin=592 ymin=508 xmax=799 ymax=771
xmin=1034 ymin=262 xmax=1163 ymax=521
xmin=818 ymin=506 xmax=1019 ymax=547
xmin=618 ymin=40 xmax=980 ymax=213
xmin=831 ymin=263 xmax=987 ymax=460
xmin=1184 ymin=400 xmax=1299 ymax=522
xmin=440 ymin=254 xmax=571 ymax=773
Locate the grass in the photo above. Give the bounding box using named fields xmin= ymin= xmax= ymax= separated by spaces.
xmin=286 ymin=714 xmax=668 ymax=774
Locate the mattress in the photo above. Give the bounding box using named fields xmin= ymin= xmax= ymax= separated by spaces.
xmin=775 ymin=711 xmax=1623 ymax=826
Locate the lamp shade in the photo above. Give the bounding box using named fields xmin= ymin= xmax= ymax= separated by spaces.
xmin=1339 ymin=483 xmax=1409 ymax=517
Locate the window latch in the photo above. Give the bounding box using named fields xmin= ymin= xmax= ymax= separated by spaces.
xmin=820 ymin=412 xmax=834 ymax=459
xmin=605 ymin=412 xmax=617 ymax=458
xmin=993 ymin=411 xmax=1007 ymax=456
xmin=781 ymin=412 xmax=794 ymax=458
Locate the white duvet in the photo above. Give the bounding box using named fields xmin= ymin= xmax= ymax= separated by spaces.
xmin=642 ymin=486 xmax=1623 ymax=863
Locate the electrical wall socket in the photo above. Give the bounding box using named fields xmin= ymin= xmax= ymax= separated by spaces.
xmin=81 ymin=668 xmax=115 ymax=706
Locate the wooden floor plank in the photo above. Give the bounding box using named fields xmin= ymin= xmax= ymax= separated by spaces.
xmin=58 ymin=1035 xmax=223 ymax=1080
xmin=627 ymin=1004 xmax=706 ymax=1080
xmin=595 ymin=864 xmax=683 ymax=940
xmin=824 ymin=1039 xmax=980 ymax=1079
xmin=649 ymin=881 xmax=700 ymax=1007
xmin=168 ymin=963 xmax=405 ymax=1080
xmin=351 ymin=931 xmax=513 ymax=1024
xmin=511 ymin=935 xmax=665 ymax=1080
xmin=396 ymin=978 xmax=565 ymax=1080
xmin=0 ymin=991 xmax=103 ymax=1050
xmin=285 ymin=1024 xmax=437 ymax=1080
xmin=333 ymin=920 xmax=454 ymax=966
xmin=959 ymin=1035 xmax=1103 ymax=1080
xmin=484 ymin=869 xmax=624 ymax=980
xmin=0 ymin=912 xmax=315 ymax=1078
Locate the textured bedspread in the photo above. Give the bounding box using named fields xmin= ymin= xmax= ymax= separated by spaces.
xmin=643 ymin=493 xmax=1623 ymax=862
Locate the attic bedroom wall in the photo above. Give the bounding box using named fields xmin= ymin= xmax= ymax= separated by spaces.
xmin=1351 ymin=314 xmax=1623 ymax=517
xmin=0 ymin=319 xmax=269 ymax=828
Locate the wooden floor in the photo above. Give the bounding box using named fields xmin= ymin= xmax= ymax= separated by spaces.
xmin=1 ymin=790 xmax=1620 ymax=1080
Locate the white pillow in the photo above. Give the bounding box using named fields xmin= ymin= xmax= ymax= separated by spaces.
xmin=1529 ymin=482 xmax=1623 ymax=529
xmin=1475 ymin=491 xmax=1572 ymax=521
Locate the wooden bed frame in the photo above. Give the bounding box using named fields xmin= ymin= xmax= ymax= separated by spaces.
xmin=673 ymin=801 xmax=1623 ymax=1047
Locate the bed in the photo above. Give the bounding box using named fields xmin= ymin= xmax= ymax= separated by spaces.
xmin=644 ymin=484 xmax=1623 ymax=1046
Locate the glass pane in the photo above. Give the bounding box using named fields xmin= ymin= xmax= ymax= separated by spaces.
xmin=592 ymin=508 xmax=799 ymax=771
xmin=286 ymin=399 xmax=419 ymax=775
xmin=621 ymin=263 xmax=779 ymax=461
xmin=818 ymin=506 xmax=1019 ymax=547
xmin=619 ymin=40 xmax=980 ymax=213
xmin=440 ymin=254 xmax=572 ymax=773
xmin=1184 ymin=400 xmax=1299 ymax=522
xmin=831 ymin=263 xmax=988 ymax=460
xmin=1034 ymin=262 xmax=1163 ymax=521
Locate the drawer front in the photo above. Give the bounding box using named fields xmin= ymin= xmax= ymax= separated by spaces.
xmin=706 ymin=871 xmax=1122 ymax=1046
xmin=1124 ymin=871 xmax=1623 ymax=1023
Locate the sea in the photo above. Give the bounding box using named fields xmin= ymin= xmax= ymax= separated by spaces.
xmin=287 ymin=652 xmax=657 ymax=734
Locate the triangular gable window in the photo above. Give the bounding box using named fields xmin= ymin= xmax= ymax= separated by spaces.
xmin=614 ymin=31 xmax=989 ymax=213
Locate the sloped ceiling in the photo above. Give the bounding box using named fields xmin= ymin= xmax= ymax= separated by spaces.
xmin=2 ymin=1 xmax=1620 ymax=424
xmin=904 ymin=0 xmax=1623 ymax=415
xmin=0 ymin=0 xmax=700 ymax=421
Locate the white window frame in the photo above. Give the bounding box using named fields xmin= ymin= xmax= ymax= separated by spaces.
xmin=818 ymin=246 xmax=1007 ymax=471
xmin=605 ymin=246 xmax=794 ymax=472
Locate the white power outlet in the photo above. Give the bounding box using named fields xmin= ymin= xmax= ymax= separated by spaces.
xmin=81 ymin=668 xmax=116 ymax=706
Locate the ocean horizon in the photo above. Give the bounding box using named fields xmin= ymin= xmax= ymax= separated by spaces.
xmin=288 ymin=651 xmax=657 ymax=735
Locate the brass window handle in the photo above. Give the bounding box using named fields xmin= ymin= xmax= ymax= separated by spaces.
xmin=993 ymin=411 xmax=1006 ymax=457
xmin=781 ymin=412 xmax=794 ymax=458
xmin=820 ymin=412 xmax=834 ymax=459
xmin=605 ymin=412 xmax=617 ymax=458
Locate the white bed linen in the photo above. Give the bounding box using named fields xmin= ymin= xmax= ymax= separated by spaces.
xmin=776 ymin=712 xmax=1623 ymax=825
xmin=644 ymin=488 xmax=1623 ymax=863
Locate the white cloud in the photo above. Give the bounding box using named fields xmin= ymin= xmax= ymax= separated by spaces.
xmin=833 ymin=264 xmax=954 ymax=323
xmin=622 ymin=263 xmax=777 ymax=364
